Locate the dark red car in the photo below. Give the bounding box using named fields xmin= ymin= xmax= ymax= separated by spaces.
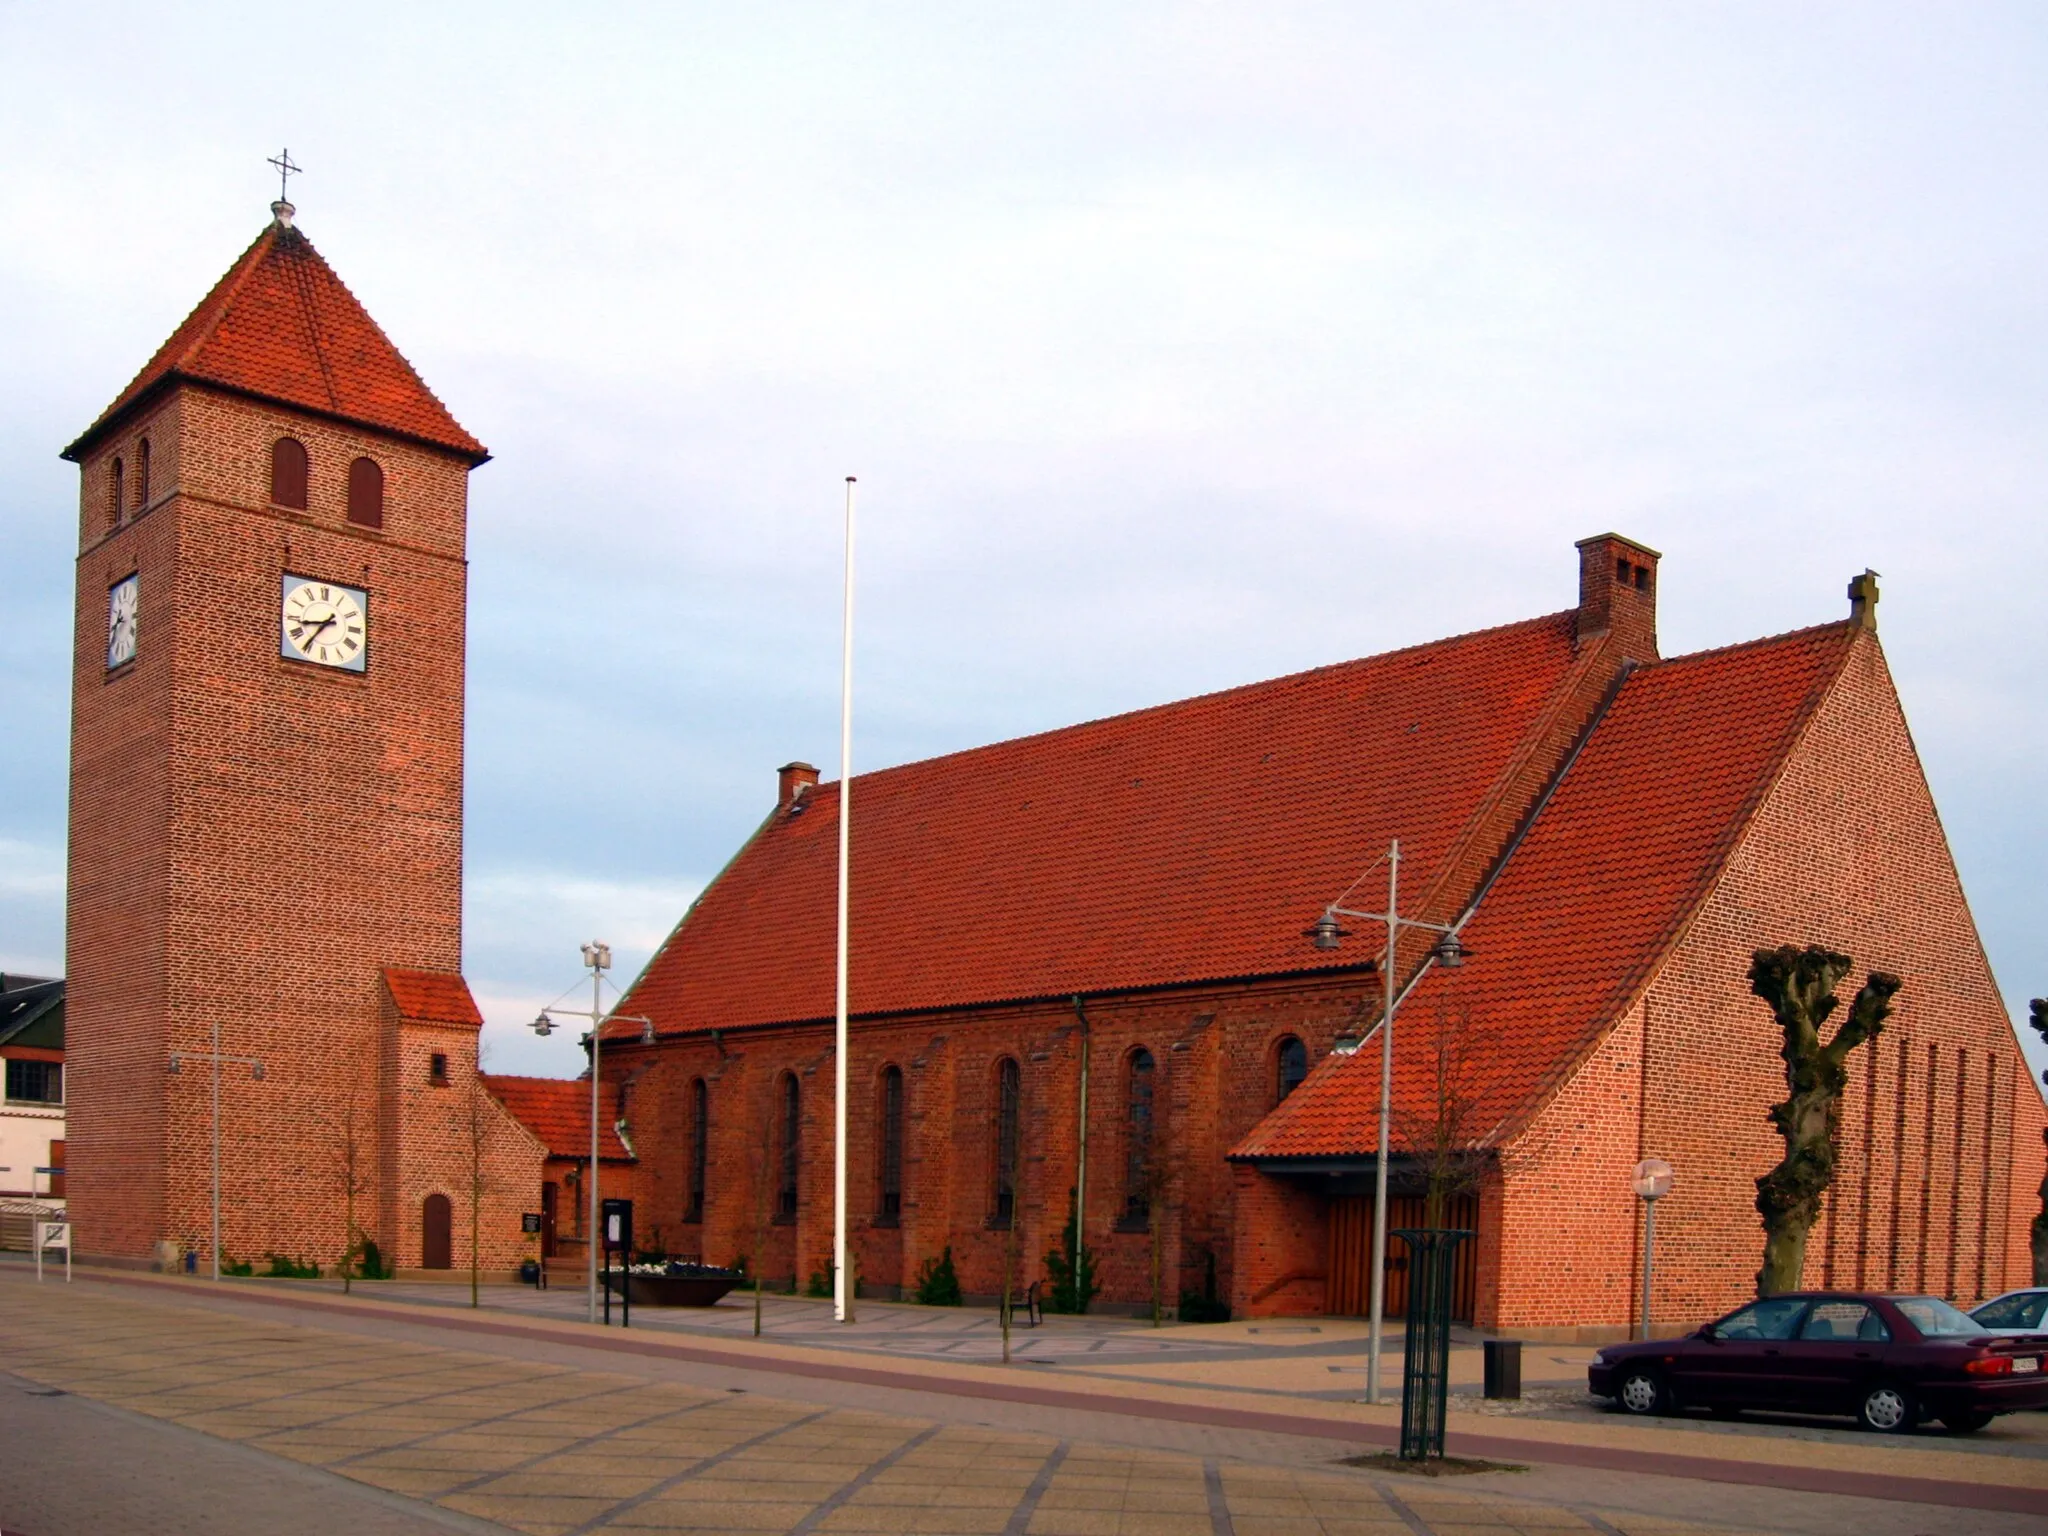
xmin=1587 ymin=1291 xmax=2048 ymax=1433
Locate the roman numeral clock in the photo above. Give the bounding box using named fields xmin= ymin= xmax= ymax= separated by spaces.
xmin=280 ymin=575 xmax=369 ymax=671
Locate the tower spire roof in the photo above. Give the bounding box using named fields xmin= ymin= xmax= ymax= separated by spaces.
xmin=64 ymin=217 xmax=488 ymax=465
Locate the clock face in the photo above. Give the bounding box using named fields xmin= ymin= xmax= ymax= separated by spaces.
xmin=280 ymin=575 xmax=369 ymax=672
xmin=106 ymin=574 xmax=139 ymax=670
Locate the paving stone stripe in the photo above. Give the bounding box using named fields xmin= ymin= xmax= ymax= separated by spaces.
xmin=557 ymin=1408 xmax=834 ymax=1533
xmin=999 ymin=1439 xmax=1069 ymax=1536
xmin=785 ymin=1423 xmax=944 ymax=1533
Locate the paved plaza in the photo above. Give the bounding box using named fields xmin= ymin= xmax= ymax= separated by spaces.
xmin=0 ymin=1269 xmax=2043 ymax=1536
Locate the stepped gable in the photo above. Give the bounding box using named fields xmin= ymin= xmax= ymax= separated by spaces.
xmin=383 ymin=968 xmax=483 ymax=1027
xmin=619 ymin=610 xmax=1604 ymax=1035
xmin=1233 ymin=621 xmax=1859 ymax=1161
xmin=482 ymin=1075 xmax=634 ymax=1161
xmin=64 ymin=219 xmax=487 ymax=464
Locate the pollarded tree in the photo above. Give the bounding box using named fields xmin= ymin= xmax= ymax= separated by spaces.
xmin=1750 ymin=946 xmax=1901 ymax=1297
xmin=2028 ymin=999 xmax=2047 ymax=1284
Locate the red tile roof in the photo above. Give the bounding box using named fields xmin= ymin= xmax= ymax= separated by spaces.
xmin=1232 ymin=623 xmax=1858 ymax=1160
xmin=482 ymin=1074 xmax=634 ymax=1161
xmin=620 ymin=612 xmax=1609 ymax=1036
xmin=383 ymin=968 xmax=484 ymax=1027
xmin=65 ymin=219 xmax=487 ymax=464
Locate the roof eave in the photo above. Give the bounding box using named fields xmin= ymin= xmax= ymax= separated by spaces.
xmin=619 ymin=956 xmax=1381 ymax=1043
xmin=62 ymin=372 xmax=492 ymax=467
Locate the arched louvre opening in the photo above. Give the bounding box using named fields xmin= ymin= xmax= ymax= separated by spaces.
xmin=270 ymin=437 xmax=309 ymax=509
xmin=347 ymin=455 xmax=384 ymax=528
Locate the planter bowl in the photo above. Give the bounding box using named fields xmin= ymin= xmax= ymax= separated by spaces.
xmin=602 ymin=1272 xmax=742 ymax=1307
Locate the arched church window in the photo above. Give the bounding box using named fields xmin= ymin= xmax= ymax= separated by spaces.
xmin=877 ymin=1065 xmax=904 ymax=1222
xmin=136 ymin=437 xmax=151 ymax=510
xmin=1276 ymin=1036 xmax=1308 ymax=1103
xmin=775 ymin=1072 xmax=799 ymax=1222
xmin=108 ymin=457 xmax=124 ymax=529
xmin=347 ymin=456 xmax=384 ymax=528
xmin=1122 ymin=1048 xmax=1156 ymax=1229
xmin=271 ymin=437 xmax=309 ymax=509
xmin=686 ymin=1078 xmax=707 ymax=1222
xmin=991 ymin=1058 xmax=1021 ymax=1228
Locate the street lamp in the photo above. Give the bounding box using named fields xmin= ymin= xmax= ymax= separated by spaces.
xmin=530 ymin=941 xmax=652 ymax=1325
xmin=167 ymin=1021 xmax=265 ymax=1281
xmin=1306 ymin=839 xmax=1473 ymax=1406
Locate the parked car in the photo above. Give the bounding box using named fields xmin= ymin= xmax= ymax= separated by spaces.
xmin=1971 ymin=1288 xmax=2048 ymax=1335
xmin=1588 ymin=1291 xmax=2048 ymax=1433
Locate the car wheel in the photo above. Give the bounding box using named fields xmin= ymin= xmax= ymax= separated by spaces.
xmin=1857 ymin=1383 xmax=1915 ymax=1434
xmin=1941 ymin=1411 xmax=1993 ymax=1434
xmin=1615 ymin=1368 xmax=1665 ymax=1416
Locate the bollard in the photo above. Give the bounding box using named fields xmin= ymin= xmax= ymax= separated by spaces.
xmin=1482 ymin=1338 xmax=1522 ymax=1400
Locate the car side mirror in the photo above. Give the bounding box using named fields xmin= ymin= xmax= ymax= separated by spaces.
xmin=1696 ymin=1325 xmax=1717 ymax=1341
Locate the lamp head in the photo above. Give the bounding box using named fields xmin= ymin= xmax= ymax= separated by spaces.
xmin=1431 ymin=931 xmax=1469 ymax=969
xmin=1307 ymin=911 xmax=1347 ymax=951
xmin=530 ymin=1011 xmax=555 ymax=1038
xmin=582 ymin=941 xmax=612 ymax=972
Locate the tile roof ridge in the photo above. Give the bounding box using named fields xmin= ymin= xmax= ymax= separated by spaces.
xmin=273 ymin=224 xmax=483 ymax=458
xmin=796 ymin=608 xmax=1582 ymax=797
xmin=64 ymin=224 xmax=280 ymax=459
xmin=478 ymin=1072 xmax=583 ymax=1088
xmin=279 ymin=227 xmax=345 ymax=415
xmin=1645 ymin=617 xmax=1859 ymax=671
xmin=1473 ymin=624 xmax=1861 ymax=1152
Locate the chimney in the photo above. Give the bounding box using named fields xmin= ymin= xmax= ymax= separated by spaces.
xmin=1574 ymin=533 xmax=1661 ymax=663
xmin=1847 ymin=569 xmax=1880 ymax=632
xmin=777 ymin=761 xmax=820 ymax=810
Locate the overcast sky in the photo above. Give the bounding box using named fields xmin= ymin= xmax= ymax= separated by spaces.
xmin=2 ymin=3 xmax=2043 ymax=1085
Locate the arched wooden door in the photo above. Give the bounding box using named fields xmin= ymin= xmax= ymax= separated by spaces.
xmin=422 ymin=1193 xmax=453 ymax=1270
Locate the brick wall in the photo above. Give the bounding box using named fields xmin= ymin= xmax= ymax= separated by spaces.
xmin=67 ymin=381 xmax=478 ymax=1268
xmin=1489 ymin=630 xmax=2047 ymax=1334
xmin=602 ymin=971 xmax=1381 ymax=1307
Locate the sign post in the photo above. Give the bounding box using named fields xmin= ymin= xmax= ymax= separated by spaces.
xmin=1632 ymin=1158 xmax=1673 ymax=1341
xmin=602 ymin=1197 xmax=633 ymax=1328
xmin=35 ymin=1220 xmax=71 ymax=1284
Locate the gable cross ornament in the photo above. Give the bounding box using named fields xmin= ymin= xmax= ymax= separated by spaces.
xmin=267 ymin=148 xmax=301 ymax=224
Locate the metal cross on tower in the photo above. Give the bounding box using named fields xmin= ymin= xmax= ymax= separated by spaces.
xmin=267 ymin=148 xmax=302 ymax=204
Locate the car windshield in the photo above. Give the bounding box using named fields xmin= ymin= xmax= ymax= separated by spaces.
xmin=1972 ymin=1292 xmax=2048 ymax=1330
xmin=1893 ymin=1297 xmax=1983 ymax=1337
xmin=1714 ymin=1297 xmax=1808 ymax=1340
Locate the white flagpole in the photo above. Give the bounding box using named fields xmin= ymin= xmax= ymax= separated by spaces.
xmin=835 ymin=476 xmax=857 ymax=1324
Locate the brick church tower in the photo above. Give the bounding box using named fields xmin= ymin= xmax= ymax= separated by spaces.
xmin=60 ymin=194 xmax=497 ymax=1269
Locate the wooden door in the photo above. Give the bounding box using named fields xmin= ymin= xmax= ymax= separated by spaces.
xmin=1326 ymin=1194 xmax=1479 ymax=1321
xmin=540 ymin=1181 xmax=559 ymax=1258
xmin=47 ymin=1140 xmax=65 ymax=1199
xmin=422 ymin=1193 xmax=453 ymax=1269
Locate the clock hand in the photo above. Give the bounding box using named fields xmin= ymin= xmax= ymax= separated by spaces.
xmin=300 ymin=615 xmax=336 ymax=651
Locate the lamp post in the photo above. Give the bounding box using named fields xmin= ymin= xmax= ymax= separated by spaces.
xmin=1632 ymin=1158 xmax=1673 ymax=1340
xmin=1307 ymin=839 xmax=1471 ymax=1406
xmin=531 ymin=942 xmax=651 ymax=1325
xmin=168 ymin=1018 xmax=264 ymax=1281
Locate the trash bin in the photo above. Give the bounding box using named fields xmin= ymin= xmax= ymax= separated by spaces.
xmin=1483 ymin=1338 xmax=1522 ymax=1399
